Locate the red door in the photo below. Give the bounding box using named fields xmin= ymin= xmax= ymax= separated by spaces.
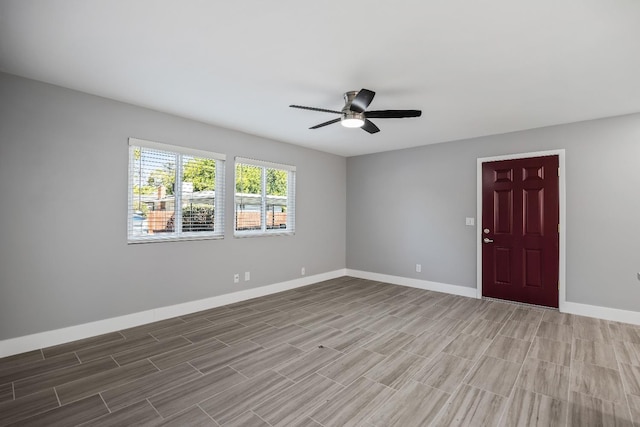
xmin=482 ymin=155 xmax=559 ymax=308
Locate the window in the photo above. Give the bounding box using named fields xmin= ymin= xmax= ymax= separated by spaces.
xmin=128 ymin=138 xmax=225 ymax=243
xmin=234 ymin=157 xmax=295 ymax=236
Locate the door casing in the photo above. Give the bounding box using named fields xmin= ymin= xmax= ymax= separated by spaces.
xmin=476 ymin=149 xmax=566 ymax=311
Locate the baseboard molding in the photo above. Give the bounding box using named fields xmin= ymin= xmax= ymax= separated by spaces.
xmin=561 ymin=301 xmax=640 ymax=326
xmin=4 ymin=268 xmax=638 ymax=357
xmin=346 ymin=269 xmax=478 ymax=299
xmin=0 ymin=269 xmax=347 ymax=358
xmin=347 ymin=269 xmax=640 ymax=326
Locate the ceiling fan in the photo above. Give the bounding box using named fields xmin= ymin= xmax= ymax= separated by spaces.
xmin=290 ymin=88 xmax=422 ymax=134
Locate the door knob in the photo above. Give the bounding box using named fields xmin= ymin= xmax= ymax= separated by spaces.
xmin=483 ymin=238 xmax=494 ymax=243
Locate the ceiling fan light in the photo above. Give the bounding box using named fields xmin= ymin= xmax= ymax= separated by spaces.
xmin=341 ymin=111 xmax=365 ymax=128
xmin=341 ymin=117 xmax=365 ymax=128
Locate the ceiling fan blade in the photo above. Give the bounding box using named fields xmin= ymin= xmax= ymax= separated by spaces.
xmin=365 ymin=110 xmax=422 ymax=119
xmin=289 ymin=105 xmax=342 ymax=114
xmin=361 ymin=119 xmax=380 ymax=134
xmin=309 ymin=118 xmax=341 ymax=129
xmin=349 ymin=89 xmax=376 ymax=113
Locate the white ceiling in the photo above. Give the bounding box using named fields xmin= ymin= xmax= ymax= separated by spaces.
xmin=1 ymin=1 xmax=640 ymax=157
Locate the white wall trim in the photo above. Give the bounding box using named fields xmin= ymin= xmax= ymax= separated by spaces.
xmin=476 ymin=149 xmax=567 ymax=310
xmin=0 ymin=269 xmax=347 ymax=358
xmin=563 ymin=301 xmax=640 ymax=326
xmin=5 ymin=267 xmax=638 ymax=357
xmin=346 ymin=269 xmax=478 ymax=298
xmin=347 ymin=269 xmax=640 ymax=325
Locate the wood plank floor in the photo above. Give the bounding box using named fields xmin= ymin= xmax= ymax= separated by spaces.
xmin=1 ymin=276 xmax=639 ymax=426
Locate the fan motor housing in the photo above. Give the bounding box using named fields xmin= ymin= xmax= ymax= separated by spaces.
xmin=341 ymin=91 xmax=365 ymax=125
xmin=342 ymin=91 xmax=358 ymax=111
xmin=342 ymin=110 xmax=365 ymax=123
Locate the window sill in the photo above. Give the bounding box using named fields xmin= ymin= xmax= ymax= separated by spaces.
xmin=233 ymin=230 xmax=295 ymax=238
xmin=128 ymin=233 xmax=223 ymax=244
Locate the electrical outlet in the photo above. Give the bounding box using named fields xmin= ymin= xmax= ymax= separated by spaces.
xmin=301 ymin=267 xmax=306 ymax=276
xmin=465 ymin=217 xmax=475 ymax=226
xmin=416 ymin=264 xmax=422 ymax=273
xmin=234 ymin=274 xmax=240 ymax=283
xmin=245 ymin=271 xmax=250 ymax=281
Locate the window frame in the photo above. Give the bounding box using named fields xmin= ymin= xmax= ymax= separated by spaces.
xmin=234 ymin=157 xmax=296 ymax=238
xmin=128 ymin=137 xmax=226 ymax=244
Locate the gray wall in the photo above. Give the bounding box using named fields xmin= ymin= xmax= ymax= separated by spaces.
xmin=347 ymin=114 xmax=640 ymax=312
xmin=0 ymin=73 xmax=346 ymax=340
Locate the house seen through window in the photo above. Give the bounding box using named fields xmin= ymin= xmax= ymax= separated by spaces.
xmin=235 ymin=157 xmax=296 ymax=236
xmin=128 ymin=138 xmax=225 ymax=243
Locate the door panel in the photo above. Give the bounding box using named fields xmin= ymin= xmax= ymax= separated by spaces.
xmin=494 ymin=189 xmax=513 ymax=234
xmin=523 ymin=188 xmax=543 ymax=235
xmin=495 ymin=248 xmax=511 ymax=284
xmin=482 ymin=155 xmax=559 ymax=308
xmin=524 ymin=249 xmax=542 ymax=287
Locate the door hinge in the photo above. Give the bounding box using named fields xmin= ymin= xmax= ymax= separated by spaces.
xmin=558 ymin=223 xmax=560 ymax=233
xmin=558 ymin=281 xmax=560 ymax=290
xmin=558 ymin=167 xmax=560 ymax=177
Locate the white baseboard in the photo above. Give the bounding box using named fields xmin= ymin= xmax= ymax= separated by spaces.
xmin=0 ymin=269 xmax=347 ymax=358
xmin=4 ymin=268 xmax=639 ymax=358
xmin=561 ymin=301 xmax=640 ymax=326
xmin=347 ymin=269 xmax=640 ymax=326
xmin=346 ymin=269 xmax=478 ymax=299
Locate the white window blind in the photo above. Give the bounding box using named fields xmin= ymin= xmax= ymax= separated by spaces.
xmin=128 ymin=138 xmax=225 ymax=243
xmin=234 ymin=157 xmax=296 ymax=237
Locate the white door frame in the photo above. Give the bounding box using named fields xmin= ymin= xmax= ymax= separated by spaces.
xmin=476 ymin=149 xmax=567 ymax=312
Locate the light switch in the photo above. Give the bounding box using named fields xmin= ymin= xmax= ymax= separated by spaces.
xmin=465 ymin=217 xmax=475 ymax=226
